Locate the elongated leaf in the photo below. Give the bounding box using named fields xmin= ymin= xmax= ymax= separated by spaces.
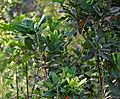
xmin=77 ymin=78 xmax=87 ymax=87
xmin=37 ymin=15 xmax=46 ymax=28
xmin=43 ymin=89 xmax=56 ymax=97
xmin=100 ymin=52 xmax=114 ymax=63
xmin=81 ymin=50 xmax=95 ymax=62
xmin=49 ymin=71 xmax=58 ymax=85
xmin=52 ymin=0 xmax=64 ymax=3
xmin=64 ymin=31 xmax=76 ymax=36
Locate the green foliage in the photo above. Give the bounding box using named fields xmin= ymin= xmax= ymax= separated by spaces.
xmin=52 ymin=0 xmax=64 ymax=3
xmin=0 ymin=0 xmax=120 ymax=99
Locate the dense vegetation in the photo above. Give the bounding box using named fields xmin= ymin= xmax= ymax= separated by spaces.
xmin=0 ymin=0 xmax=120 ymax=99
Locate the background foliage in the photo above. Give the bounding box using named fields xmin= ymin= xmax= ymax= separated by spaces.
xmin=0 ymin=0 xmax=120 ymax=99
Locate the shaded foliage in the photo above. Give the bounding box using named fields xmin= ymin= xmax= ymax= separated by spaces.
xmin=0 ymin=0 xmax=120 ymax=99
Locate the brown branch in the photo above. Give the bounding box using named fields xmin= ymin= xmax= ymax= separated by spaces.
xmin=26 ymin=63 xmax=29 ymax=99
xmin=96 ymin=54 xmax=102 ymax=87
xmin=15 ymin=60 xmax=19 ymax=99
xmin=16 ymin=69 xmax=19 ymax=99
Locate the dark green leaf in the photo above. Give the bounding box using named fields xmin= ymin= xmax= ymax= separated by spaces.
xmin=81 ymin=50 xmax=95 ymax=62
xmin=43 ymin=89 xmax=56 ymax=97
xmin=100 ymin=52 xmax=114 ymax=63
xmin=64 ymin=31 xmax=76 ymax=36
xmin=52 ymin=0 xmax=64 ymax=3
xmin=24 ymin=37 xmax=34 ymax=49
xmin=49 ymin=71 xmax=58 ymax=85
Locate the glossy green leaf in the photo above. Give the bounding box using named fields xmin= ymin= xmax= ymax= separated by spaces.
xmin=49 ymin=71 xmax=58 ymax=85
